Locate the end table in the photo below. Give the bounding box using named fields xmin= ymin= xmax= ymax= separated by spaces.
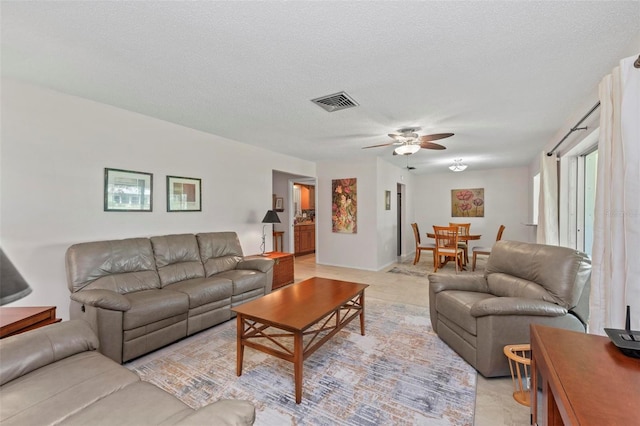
xmin=0 ymin=306 xmax=61 ymax=338
xmin=260 ymin=252 xmax=294 ymax=290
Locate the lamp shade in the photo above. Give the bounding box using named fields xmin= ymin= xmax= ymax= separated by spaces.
xmin=262 ymin=210 xmax=281 ymax=224
xmin=0 ymin=248 xmax=32 ymax=305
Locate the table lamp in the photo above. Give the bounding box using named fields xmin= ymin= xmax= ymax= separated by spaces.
xmin=261 ymin=210 xmax=281 ymax=255
xmin=1 ymin=248 xmax=33 ymax=305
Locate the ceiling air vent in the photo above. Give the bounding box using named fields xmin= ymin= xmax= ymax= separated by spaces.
xmin=311 ymin=91 xmax=359 ymax=112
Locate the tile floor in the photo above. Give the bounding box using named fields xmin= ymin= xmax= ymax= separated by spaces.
xmin=292 ymin=254 xmax=530 ymax=426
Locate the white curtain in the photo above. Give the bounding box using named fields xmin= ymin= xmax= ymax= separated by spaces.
xmin=536 ymin=151 xmax=559 ymax=245
xmin=590 ymin=54 xmax=640 ymax=334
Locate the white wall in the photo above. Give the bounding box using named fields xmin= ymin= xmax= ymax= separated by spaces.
xmin=412 ymin=167 xmax=531 ymax=248
xmin=314 ymin=157 xmax=415 ymax=271
xmin=0 ymin=79 xmax=316 ymax=319
xmin=376 ymin=158 xmax=414 ymax=267
xmin=315 ymin=158 xmax=378 ymax=270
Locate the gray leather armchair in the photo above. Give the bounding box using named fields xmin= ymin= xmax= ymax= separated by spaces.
xmin=428 ymin=240 xmax=591 ymax=377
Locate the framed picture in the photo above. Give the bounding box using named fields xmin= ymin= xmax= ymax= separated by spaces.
xmin=385 ymin=190 xmax=391 ymax=210
xmin=167 ymin=175 xmax=201 ymax=212
xmin=274 ymin=197 xmax=284 ymax=212
xmin=332 ymin=178 xmax=357 ymax=233
xmin=451 ymin=188 xmax=484 ymax=217
xmin=104 ymin=168 xmax=153 ymax=212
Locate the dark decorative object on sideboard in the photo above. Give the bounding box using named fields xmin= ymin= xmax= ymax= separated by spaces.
xmin=605 ymin=305 xmax=640 ymax=358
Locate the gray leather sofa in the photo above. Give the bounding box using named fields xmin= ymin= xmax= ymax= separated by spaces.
xmin=0 ymin=320 xmax=255 ymax=425
xmin=66 ymin=232 xmax=274 ymax=363
xmin=428 ymin=240 xmax=591 ymax=377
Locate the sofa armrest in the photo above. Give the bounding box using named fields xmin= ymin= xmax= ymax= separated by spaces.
xmin=428 ymin=273 xmax=489 ymax=294
xmin=0 ymin=320 xmax=98 ymax=385
xmin=70 ymin=289 xmax=131 ymax=311
xmin=173 ymin=400 xmax=255 ymax=426
xmin=470 ymin=297 xmax=568 ymax=317
xmin=237 ymin=257 xmax=274 ymax=273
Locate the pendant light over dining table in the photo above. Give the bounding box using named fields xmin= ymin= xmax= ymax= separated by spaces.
xmin=449 ymin=159 xmax=468 ymax=172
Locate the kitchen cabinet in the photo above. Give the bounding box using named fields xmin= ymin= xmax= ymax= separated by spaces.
xmin=300 ymin=185 xmax=315 ymax=210
xmin=294 ymin=224 xmax=315 ymax=256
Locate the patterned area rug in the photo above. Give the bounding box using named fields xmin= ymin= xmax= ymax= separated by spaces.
xmin=387 ymin=257 xmax=439 ymax=277
xmin=387 ymin=256 xmax=486 ymax=277
xmin=126 ymin=299 xmax=476 ymax=425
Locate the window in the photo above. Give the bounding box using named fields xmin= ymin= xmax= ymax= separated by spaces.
xmin=581 ymin=149 xmax=598 ymax=256
xmin=558 ymin=128 xmax=599 ymax=251
xmin=532 ymin=173 xmax=540 ymax=225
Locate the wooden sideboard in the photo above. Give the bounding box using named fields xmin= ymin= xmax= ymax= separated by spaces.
xmin=261 ymin=251 xmax=294 ymax=290
xmin=530 ymin=324 xmax=640 ymax=425
xmin=0 ymin=306 xmax=61 ymax=338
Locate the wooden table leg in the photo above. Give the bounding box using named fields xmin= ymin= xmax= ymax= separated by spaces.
xmin=236 ymin=315 xmax=244 ymax=376
xmin=294 ymin=330 xmax=303 ymax=403
xmin=359 ymin=292 xmax=366 ymax=336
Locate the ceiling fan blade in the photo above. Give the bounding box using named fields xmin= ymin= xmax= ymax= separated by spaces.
xmin=418 ymin=133 xmax=454 ymax=142
xmin=362 ymin=142 xmax=395 ymax=149
xmin=420 ymin=142 xmax=447 ymax=150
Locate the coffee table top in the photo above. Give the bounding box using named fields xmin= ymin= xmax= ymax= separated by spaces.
xmin=231 ymin=277 xmax=368 ymax=331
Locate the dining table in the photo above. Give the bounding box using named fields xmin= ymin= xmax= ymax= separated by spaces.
xmin=426 ymin=232 xmax=481 ymax=241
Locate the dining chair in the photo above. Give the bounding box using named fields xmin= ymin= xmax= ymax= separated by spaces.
xmin=411 ymin=223 xmax=436 ymax=265
xmin=472 ymin=224 xmax=506 ymax=271
xmin=449 ymin=222 xmax=471 ymax=265
xmin=433 ymin=225 xmax=465 ymax=273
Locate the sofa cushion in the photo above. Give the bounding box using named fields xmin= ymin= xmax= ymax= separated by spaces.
xmin=165 ymin=276 xmax=233 ymax=308
xmin=123 ymin=289 xmax=189 ymax=330
xmin=197 ymin=232 xmax=244 ymax=276
xmin=151 ymin=234 xmax=205 ymax=287
xmin=0 ymin=320 xmax=98 ymax=385
xmin=0 ymin=351 xmax=139 ymax=426
xmin=217 ymin=269 xmax=265 ymax=295
xmin=486 ymin=272 xmax=556 ymax=304
xmin=436 ymin=291 xmax=495 ymax=336
xmin=62 ymin=381 xmax=192 ymax=426
xmin=485 ymin=240 xmax=591 ymax=309
xmin=66 ymin=238 xmax=160 ymax=294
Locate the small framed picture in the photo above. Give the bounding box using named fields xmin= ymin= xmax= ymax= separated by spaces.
xmin=385 ymin=190 xmax=391 ymax=210
xmin=167 ymin=176 xmax=201 ymax=212
xmin=104 ymin=168 xmax=153 ymax=212
xmin=274 ymin=197 xmax=284 ymax=212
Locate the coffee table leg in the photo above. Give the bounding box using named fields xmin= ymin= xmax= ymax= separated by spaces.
xmin=236 ymin=315 xmax=244 ymax=376
xmin=294 ymin=331 xmax=303 ymax=403
xmin=359 ymin=292 xmax=366 ymax=336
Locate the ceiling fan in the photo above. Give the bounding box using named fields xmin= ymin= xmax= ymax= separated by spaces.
xmin=405 ymin=156 xmax=416 ymax=170
xmin=362 ymin=127 xmax=454 ymax=155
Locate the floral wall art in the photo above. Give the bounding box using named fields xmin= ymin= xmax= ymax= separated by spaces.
xmin=332 ymin=178 xmax=357 ymax=233
xmin=451 ymin=188 xmax=484 ymax=217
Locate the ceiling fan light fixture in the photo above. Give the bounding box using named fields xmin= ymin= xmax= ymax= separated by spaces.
xmin=394 ymin=144 xmax=421 ymax=155
xmin=449 ymin=159 xmax=468 ymax=172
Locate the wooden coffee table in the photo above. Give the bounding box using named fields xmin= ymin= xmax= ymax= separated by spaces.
xmin=231 ymin=277 xmax=368 ymax=403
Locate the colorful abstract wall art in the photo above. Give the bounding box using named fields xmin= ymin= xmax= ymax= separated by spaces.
xmin=332 ymin=178 xmax=357 ymax=233
xmin=451 ymin=188 xmax=484 ymax=217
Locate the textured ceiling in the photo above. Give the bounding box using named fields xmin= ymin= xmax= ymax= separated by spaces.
xmin=2 ymin=1 xmax=639 ymax=174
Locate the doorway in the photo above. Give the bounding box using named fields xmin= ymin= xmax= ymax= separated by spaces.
xmin=289 ymin=178 xmax=316 ymax=258
xmin=397 ymin=182 xmax=406 ymax=257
